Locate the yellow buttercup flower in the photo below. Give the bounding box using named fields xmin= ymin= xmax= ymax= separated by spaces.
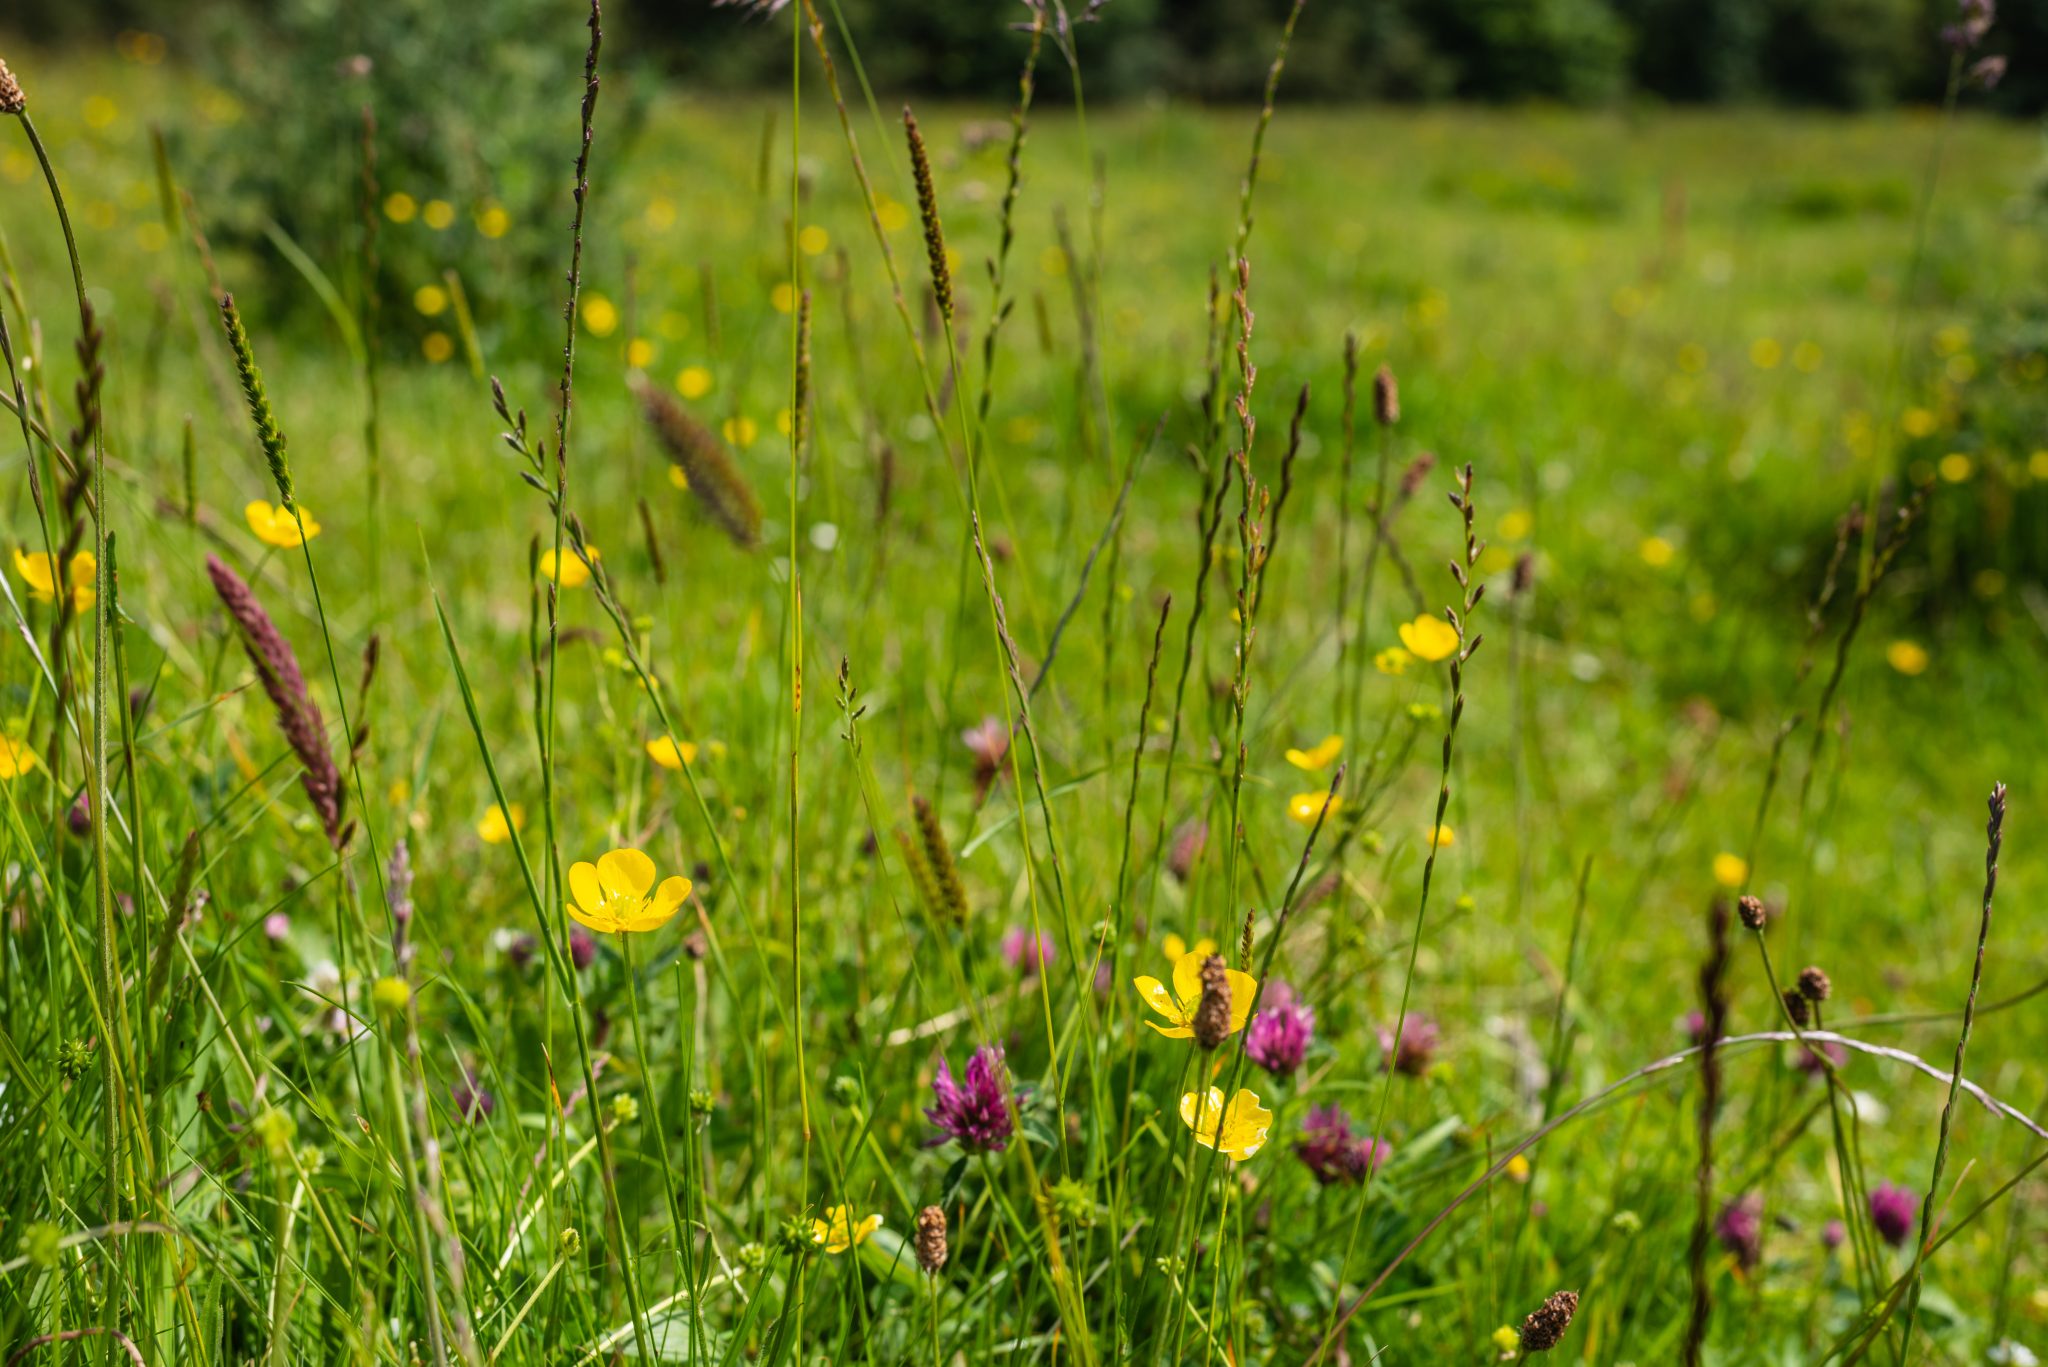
xmin=0 ymin=735 xmax=40 ymax=780
xmin=1886 ymin=640 xmax=1929 ymax=676
xmin=1287 ymin=791 xmax=1343 ymax=828
xmin=1712 ymin=851 xmax=1748 ymax=889
xmin=1491 ymin=1325 xmax=1522 ymax=1356
xmin=1504 ymin=1153 xmax=1531 ymax=1182
xmin=477 ymin=803 xmax=524 ymax=845
xmin=645 ymin=736 xmax=700 ymax=770
xmin=567 ymin=847 xmax=691 ymax=935
xmin=1161 ymin=932 xmax=1217 ymax=962
xmin=14 ymin=548 xmax=96 ymax=611
xmin=538 ymin=547 xmax=596 ymax=588
xmin=1179 ymin=1086 xmax=1272 ymax=1161
xmin=1135 ymin=952 xmax=1257 ymax=1041
xmin=1284 ymin=734 xmax=1343 ymax=772
xmin=1426 ymin=823 xmax=1456 ymax=849
xmin=811 ymin=1205 xmax=882 ymax=1254
xmin=1374 ymin=646 xmax=1413 ymax=676
xmin=246 ymin=500 xmax=320 ymax=548
xmin=1397 ymin=614 xmax=1459 ymax=663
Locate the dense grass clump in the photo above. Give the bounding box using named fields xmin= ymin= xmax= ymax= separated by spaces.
xmin=1 ymin=4 xmax=2046 ymax=1364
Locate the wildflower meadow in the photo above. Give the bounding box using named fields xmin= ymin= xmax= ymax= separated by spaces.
xmin=1 ymin=0 xmax=2046 ymax=1363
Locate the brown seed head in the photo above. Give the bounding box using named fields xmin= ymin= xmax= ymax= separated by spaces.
xmin=1797 ymin=966 xmax=1831 ymax=1004
xmin=1371 ymin=364 xmax=1399 ymax=427
xmin=903 ymin=106 xmax=952 ymax=324
xmin=0 ymin=57 xmax=24 ymax=115
xmin=1737 ymin=894 xmax=1767 ymax=931
xmin=915 ymin=1204 xmax=948 ymax=1274
xmin=1518 ymin=1290 xmax=1580 ymax=1353
xmin=1192 ymin=954 xmax=1232 ymax=1050
xmin=1781 ymin=989 xmax=1809 ymax=1028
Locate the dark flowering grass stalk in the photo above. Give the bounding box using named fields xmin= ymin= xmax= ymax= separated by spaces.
xmin=205 ymin=555 xmax=343 ymax=847
xmin=1681 ymin=899 xmax=1731 ymax=1366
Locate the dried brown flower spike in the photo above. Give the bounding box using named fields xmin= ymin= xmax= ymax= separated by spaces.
xmin=915 ymin=1204 xmax=948 ymax=1274
xmin=0 ymin=56 xmax=24 ymax=115
xmin=1192 ymin=954 xmax=1232 ymax=1050
xmin=1372 ymin=364 xmax=1399 ymax=426
xmin=1797 ymin=966 xmax=1832 ymax=1003
xmin=903 ymin=106 xmax=952 ymax=323
xmin=1737 ymin=894 xmax=1767 ymax=931
xmin=1782 ymin=989 xmax=1810 ymax=1028
xmin=1519 ymin=1290 xmax=1580 ymax=1353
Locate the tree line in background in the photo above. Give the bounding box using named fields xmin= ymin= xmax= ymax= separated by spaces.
xmin=8 ymin=0 xmax=2045 ymax=111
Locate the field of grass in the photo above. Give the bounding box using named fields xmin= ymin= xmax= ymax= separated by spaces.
xmin=2 ymin=9 xmax=2047 ymax=1365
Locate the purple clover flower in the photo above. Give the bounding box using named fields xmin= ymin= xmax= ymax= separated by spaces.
xmin=1243 ymin=981 xmax=1314 ymax=1079
xmin=1377 ymin=1013 xmax=1440 ymax=1076
xmin=1715 ymin=1193 xmax=1763 ymax=1269
xmin=1001 ymin=927 xmax=1055 ymax=977
xmin=1868 ymin=1182 xmax=1919 ymax=1247
xmin=926 ymin=1045 xmax=1013 ymax=1153
xmin=451 ymin=1073 xmax=495 ymax=1124
xmin=1294 ymin=1104 xmax=1389 ymax=1186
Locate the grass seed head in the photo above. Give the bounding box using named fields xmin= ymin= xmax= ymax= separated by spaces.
xmin=1519 ymin=1290 xmax=1580 ymax=1353
xmin=915 ymin=1204 xmax=948 ymax=1274
xmin=1797 ymin=965 xmax=1832 ymax=1003
xmin=0 ymin=56 xmax=24 ymax=115
xmin=1193 ymin=954 xmax=1233 ymax=1050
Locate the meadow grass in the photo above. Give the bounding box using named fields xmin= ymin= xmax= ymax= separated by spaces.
xmin=1 ymin=9 xmax=2046 ymax=1364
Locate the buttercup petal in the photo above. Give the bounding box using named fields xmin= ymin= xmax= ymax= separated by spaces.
xmin=597 ymin=847 xmax=656 ymax=899
xmin=568 ymin=861 xmax=604 ymax=916
xmin=1171 ymin=952 xmax=1207 ymax=1012
xmin=566 ymin=900 xmax=615 ymax=935
xmin=1179 ymin=1086 xmax=1224 ymax=1141
xmin=1224 ymin=968 xmax=1260 ymax=1032
xmin=1143 ymin=1019 xmax=1196 ymax=1040
xmin=1134 ymin=976 xmax=1184 ymax=1024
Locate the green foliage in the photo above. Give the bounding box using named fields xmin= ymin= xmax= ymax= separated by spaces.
xmin=180 ymin=0 xmax=644 ymax=345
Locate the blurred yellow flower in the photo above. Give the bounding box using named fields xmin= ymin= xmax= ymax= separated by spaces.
xmin=723 ymin=416 xmax=760 ymax=448
xmin=1135 ymin=953 xmax=1257 ymax=1040
xmin=14 ymin=548 xmax=96 ymax=611
xmin=1901 ymin=407 xmax=1938 ymax=438
xmin=246 ymin=501 xmax=320 ymax=548
xmin=583 ymin=293 xmax=619 ymax=338
xmin=811 ymin=1205 xmax=882 ymax=1254
xmin=83 ymin=96 xmax=118 ymax=129
xmin=626 ymin=337 xmax=655 ymax=368
xmin=668 ymin=465 xmax=690 ymax=491
xmin=1886 ymin=640 xmax=1929 ymax=676
xmin=1749 ymin=337 xmax=1782 ymax=369
xmin=1288 ymin=791 xmax=1343 ymax=828
xmin=477 ymin=204 xmax=510 ymax=239
xmin=771 ymin=282 xmax=797 ymax=314
xmin=1937 ymin=453 xmax=1973 ymax=483
xmin=1504 ymin=1153 xmax=1531 ymax=1182
xmin=538 ymin=547 xmax=596 ymax=588
xmin=1375 ymin=646 xmax=1413 ymax=676
xmin=876 ymin=196 xmax=909 ymax=232
xmin=422 ymin=199 xmax=456 ymax=231
xmin=798 ymin=225 xmax=829 ymax=255
xmin=568 ymin=847 xmax=691 ymax=935
xmin=1492 ymin=1325 xmax=1522 ymax=1356
xmin=1426 ymin=823 xmax=1456 ymax=849
xmin=1397 ymin=615 xmax=1459 ymax=662
xmin=1638 ymin=536 xmax=1675 ymax=567
xmin=477 ymin=803 xmax=524 ymax=845
xmin=1497 ymin=508 xmax=1532 ymax=540
xmin=646 ymin=736 xmax=700 ymax=770
xmin=384 ymin=192 xmax=418 ymax=223
xmin=414 ymin=284 xmax=449 ymax=317
xmin=0 ymin=736 xmax=40 ymax=781
xmin=1285 ymin=734 xmax=1343 ymax=772
xmin=1162 ymin=932 xmax=1218 ymax=961
xmin=1179 ymin=1086 xmax=1272 ymax=1161
xmin=675 ymin=366 xmax=713 ymax=400
xmin=1712 ymin=852 xmax=1748 ymax=888
xmin=422 ymin=332 xmax=454 ymax=364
